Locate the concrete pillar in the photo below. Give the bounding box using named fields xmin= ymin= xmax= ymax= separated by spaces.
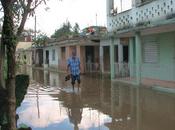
xmin=57 ymin=47 xmax=61 ymax=65
xmin=76 ymin=45 xmax=85 ymax=73
xmin=100 ymin=46 xmax=104 ymax=73
xmin=43 ymin=49 xmax=46 ymax=67
xmin=135 ymin=32 xmax=142 ymax=85
xmin=118 ymin=41 xmax=123 ymax=75
xmin=66 ymin=46 xmax=70 ymax=60
xmin=106 ymin=0 xmax=114 ymax=16
xmin=110 ymin=37 xmax=115 ymax=79
xmin=129 ymin=37 xmax=134 ymax=77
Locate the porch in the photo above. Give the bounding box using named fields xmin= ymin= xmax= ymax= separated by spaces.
xmin=111 ymin=31 xmax=175 ymax=88
xmin=58 ymin=45 xmax=100 ymax=73
xmin=108 ymin=0 xmax=175 ymax=32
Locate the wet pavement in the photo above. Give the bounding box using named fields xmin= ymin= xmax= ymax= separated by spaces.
xmin=17 ymin=66 xmax=175 ymax=130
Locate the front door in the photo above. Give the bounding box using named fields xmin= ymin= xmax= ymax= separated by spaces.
xmin=46 ymin=50 xmax=49 ymax=66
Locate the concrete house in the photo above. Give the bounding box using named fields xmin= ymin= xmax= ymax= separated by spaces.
xmin=16 ymin=41 xmax=33 ymax=65
xmin=107 ymin=0 xmax=175 ymax=87
xmin=43 ymin=37 xmax=100 ymax=73
xmin=43 ymin=40 xmax=59 ymax=69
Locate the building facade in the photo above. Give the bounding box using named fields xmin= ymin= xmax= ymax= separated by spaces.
xmin=43 ymin=37 xmax=100 ymax=73
xmin=107 ymin=0 xmax=175 ymax=87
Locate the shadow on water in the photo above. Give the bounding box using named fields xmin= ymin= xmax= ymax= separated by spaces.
xmin=16 ymin=65 xmax=175 ymax=130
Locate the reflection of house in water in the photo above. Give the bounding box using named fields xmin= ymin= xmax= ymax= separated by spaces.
xmin=58 ymin=92 xmax=83 ymax=130
xmin=107 ymin=83 xmax=175 ymax=130
xmin=32 ymin=68 xmax=44 ymax=84
xmin=23 ymin=68 xmax=175 ymax=130
xmin=49 ymin=71 xmax=60 ymax=87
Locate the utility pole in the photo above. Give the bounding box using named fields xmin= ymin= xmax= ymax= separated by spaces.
xmin=34 ymin=0 xmax=37 ymax=65
xmin=34 ymin=0 xmax=37 ymax=40
xmin=96 ymin=13 xmax=97 ymax=26
xmin=121 ymin=0 xmax=122 ymax=12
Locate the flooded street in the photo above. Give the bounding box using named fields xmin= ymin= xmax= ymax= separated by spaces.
xmin=17 ymin=66 xmax=175 ymax=130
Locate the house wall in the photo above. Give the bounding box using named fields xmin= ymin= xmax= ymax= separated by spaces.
xmin=17 ymin=50 xmax=32 ymax=65
xmin=141 ymin=31 xmax=175 ymax=81
xmin=43 ymin=46 xmax=59 ymax=69
xmin=26 ymin=51 xmax=32 ymax=65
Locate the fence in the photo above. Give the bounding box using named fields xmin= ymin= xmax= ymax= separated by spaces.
xmin=84 ymin=62 xmax=100 ymax=73
xmin=114 ymin=62 xmax=136 ymax=81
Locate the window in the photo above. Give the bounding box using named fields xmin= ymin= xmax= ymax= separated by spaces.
xmin=52 ymin=49 xmax=55 ymax=61
xmin=143 ymin=41 xmax=159 ymax=63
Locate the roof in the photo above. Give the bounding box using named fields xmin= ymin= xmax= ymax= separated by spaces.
xmin=16 ymin=41 xmax=33 ymax=51
xmin=44 ymin=37 xmax=100 ymax=48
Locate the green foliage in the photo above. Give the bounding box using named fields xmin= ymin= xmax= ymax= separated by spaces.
xmin=51 ymin=21 xmax=80 ymax=38
xmin=0 ymin=74 xmax=29 ymax=130
xmin=73 ymin=22 xmax=80 ymax=35
xmin=15 ymin=74 xmax=29 ymax=107
xmin=33 ymin=33 xmax=48 ymax=47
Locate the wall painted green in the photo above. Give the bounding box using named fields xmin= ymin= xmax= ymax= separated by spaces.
xmin=110 ymin=38 xmax=115 ymax=79
xmin=141 ymin=31 xmax=175 ymax=81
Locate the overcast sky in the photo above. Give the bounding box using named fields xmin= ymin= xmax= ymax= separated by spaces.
xmin=25 ymin=0 xmax=107 ymax=36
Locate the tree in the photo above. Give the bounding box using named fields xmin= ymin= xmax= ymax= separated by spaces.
xmin=73 ymin=22 xmax=80 ymax=34
xmin=33 ymin=33 xmax=48 ymax=47
xmin=0 ymin=0 xmax=47 ymax=130
xmin=51 ymin=21 xmax=80 ymax=38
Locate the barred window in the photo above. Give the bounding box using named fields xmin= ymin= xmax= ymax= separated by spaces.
xmin=143 ymin=41 xmax=159 ymax=63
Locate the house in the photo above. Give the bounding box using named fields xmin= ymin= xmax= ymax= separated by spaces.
xmin=107 ymin=0 xmax=175 ymax=87
xmin=32 ymin=47 xmax=44 ymax=67
xmin=16 ymin=41 xmax=33 ymax=65
xmin=43 ymin=36 xmax=100 ymax=73
xmin=43 ymin=38 xmax=60 ymax=69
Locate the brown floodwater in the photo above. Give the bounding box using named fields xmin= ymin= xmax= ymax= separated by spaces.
xmin=17 ymin=66 xmax=175 ymax=130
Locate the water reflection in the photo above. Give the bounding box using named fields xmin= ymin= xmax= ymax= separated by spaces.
xmin=17 ymin=66 xmax=175 ymax=130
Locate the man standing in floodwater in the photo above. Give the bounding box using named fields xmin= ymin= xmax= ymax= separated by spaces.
xmin=67 ymin=50 xmax=81 ymax=90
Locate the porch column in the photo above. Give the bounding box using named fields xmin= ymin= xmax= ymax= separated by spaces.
xmin=100 ymin=46 xmax=104 ymax=73
xmin=76 ymin=45 xmax=85 ymax=73
xmin=118 ymin=41 xmax=123 ymax=75
xmin=57 ymin=47 xmax=61 ymax=65
xmin=129 ymin=37 xmax=134 ymax=77
xmin=66 ymin=46 xmax=70 ymax=60
xmin=135 ymin=32 xmax=142 ymax=85
xmin=106 ymin=0 xmax=114 ymax=17
xmin=110 ymin=37 xmax=115 ymax=79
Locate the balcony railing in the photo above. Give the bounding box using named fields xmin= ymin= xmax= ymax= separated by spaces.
xmin=84 ymin=63 xmax=100 ymax=73
xmin=114 ymin=62 xmax=137 ymax=82
xmin=108 ymin=0 xmax=175 ymax=32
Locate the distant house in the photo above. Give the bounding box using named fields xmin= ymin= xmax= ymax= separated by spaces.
xmin=43 ymin=36 xmax=100 ymax=73
xmin=107 ymin=0 xmax=175 ymax=87
xmin=16 ymin=41 xmax=33 ymax=65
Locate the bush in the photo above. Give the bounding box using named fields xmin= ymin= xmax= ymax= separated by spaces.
xmin=15 ymin=74 xmax=29 ymax=107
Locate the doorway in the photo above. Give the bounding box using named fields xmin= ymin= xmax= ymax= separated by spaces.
xmin=103 ymin=46 xmax=110 ymax=72
xmin=123 ymin=45 xmax=129 ymax=63
xmin=46 ymin=50 xmax=49 ymax=65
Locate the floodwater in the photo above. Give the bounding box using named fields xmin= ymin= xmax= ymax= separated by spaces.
xmin=17 ymin=66 xmax=175 ymax=130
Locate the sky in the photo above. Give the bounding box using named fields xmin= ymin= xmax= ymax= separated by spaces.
xmin=25 ymin=0 xmax=107 ymax=36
